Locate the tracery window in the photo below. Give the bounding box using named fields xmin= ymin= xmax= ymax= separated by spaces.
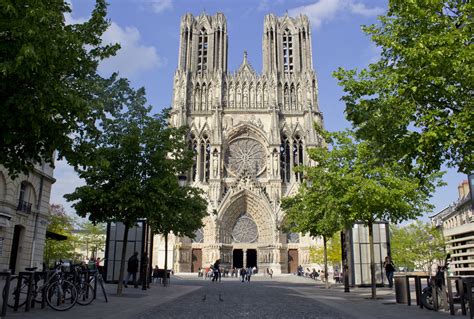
xmin=232 ymin=214 xmax=258 ymax=243
xmin=287 ymin=232 xmax=300 ymax=243
xmin=283 ymin=28 xmax=293 ymax=73
xmin=192 ymin=228 xmax=204 ymax=243
xmin=280 ymin=135 xmax=291 ymax=183
xmin=200 ymin=134 xmax=210 ymax=183
xmin=293 ymin=134 xmax=304 ymax=182
xmin=190 ymin=134 xmax=198 ymax=182
xmin=226 ymin=138 xmax=266 ymax=176
xmin=198 ymin=28 xmax=208 ymax=72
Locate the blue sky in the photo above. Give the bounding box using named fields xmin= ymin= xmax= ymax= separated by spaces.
xmin=52 ymin=0 xmax=466 ymax=221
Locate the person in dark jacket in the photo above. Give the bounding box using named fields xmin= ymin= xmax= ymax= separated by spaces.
xmin=212 ymin=259 xmax=221 ymax=282
xmin=124 ymin=252 xmax=139 ymax=288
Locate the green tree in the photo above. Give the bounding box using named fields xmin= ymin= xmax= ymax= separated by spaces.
xmin=304 ymin=126 xmax=440 ymax=298
xmin=146 ymin=176 xmax=208 ymax=286
xmin=334 ymin=0 xmax=473 ymax=176
xmin=281 ymin=168 xmax=343 ymax=288
xmin=391 ymin=221 xmax=445 ymax=273
xmin=0 ymin=0 xmax=120 ymax=177
xmin=77 ymin=221 xmax=106 ymax=259
xmin=309 ymin=233 xmax=342 ymax=268
xmin=65 ymin=84 xmax=156 ymax=295
xmin=44 ymin=204 xmax=78 ymax=266
xmin=65 ymin=83 xmax=199 ymax=294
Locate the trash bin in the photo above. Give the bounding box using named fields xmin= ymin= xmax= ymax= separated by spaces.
xmin=395 ymin=276 xmax=407 ymax=304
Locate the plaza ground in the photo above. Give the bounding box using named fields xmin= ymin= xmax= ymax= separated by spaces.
xmin=5 ymin=274 xmax=456 ymax=319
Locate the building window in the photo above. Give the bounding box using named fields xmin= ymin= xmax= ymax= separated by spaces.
xmin=283 ymin=29 xmax=293 ymax=73
xmin=293 ymin=135 xmax=304 ymax=182
xmin=200 ymin=134 xmax=210 ymax=183
xmin=280 ymin=135 xmax=291 ymax=183
xmin=198 ymin=28 xmax=208 ymax=72
xmin=190 ymin=134 xmax=198 ymax=182
xmin=17 ymin=182 xmax=32 ymax=213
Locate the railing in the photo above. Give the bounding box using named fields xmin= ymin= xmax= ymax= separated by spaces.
xmin=17 ymin=200 xmax=32 ymax=213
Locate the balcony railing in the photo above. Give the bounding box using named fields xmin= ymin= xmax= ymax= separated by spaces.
xmin=17 ymin=200 xmax=32 ymax=213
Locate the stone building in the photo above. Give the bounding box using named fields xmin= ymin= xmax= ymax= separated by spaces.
xmin=431 ymin=180 xmax=474 ymax=275
xmin=164 ymin=12 xmax=324 ymax=274
xmin=0 ymin=163 xmax=55 ymax=273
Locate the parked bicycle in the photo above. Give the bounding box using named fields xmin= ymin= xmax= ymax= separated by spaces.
xmin=4 ymin=262 xmax=78 ymax=311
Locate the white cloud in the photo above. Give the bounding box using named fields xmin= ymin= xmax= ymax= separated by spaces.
xmin=50 ymin=159 xmax=84 ymax=217
xmin=64 ymin=2 xmax=162 ymax=78
xmin=289 ymin=0 xmax=384 ymax=28
xmin=99 ymin=22 xmax=162 ymax=78
xmin=150 ymin=0 xmax=173 ymax=13
xmin=349 ymin=2 xmax=385 ymax=17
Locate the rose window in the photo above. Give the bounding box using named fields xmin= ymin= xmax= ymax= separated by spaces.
xmin=232 ymin=214 xmax=258 ymax=243
xmin=226 ymin=138 xmax=266 ymax=176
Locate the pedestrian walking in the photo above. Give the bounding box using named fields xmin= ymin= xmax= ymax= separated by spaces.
xmin=240 ymin=268 xmax=246 ymax=282
xmin=212 ymin=259 xmax=221 ymax=282
xmin=124 ymin=251 xmax=139 ymax=288
xmin=383 ymin=256 xmax=395 ymax=288
xmin=246 ymin=267 xmax=252 ymax=282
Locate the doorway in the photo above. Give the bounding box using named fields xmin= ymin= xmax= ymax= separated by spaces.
xmin=191 ymin=249 xmax=202 ymax=272
xmin=10 ymin=225 xmax=22 ymax=274
xmin=246 ymin=249 xmax=257 ymax=268
xmin=288 ymin=249 xmax=298 ymax=274
xmin=233 ymin=249 xmax=243 ymax=268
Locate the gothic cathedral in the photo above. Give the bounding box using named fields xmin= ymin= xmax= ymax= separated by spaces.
xmin=168 ymin=12 xmax=323 ymax=274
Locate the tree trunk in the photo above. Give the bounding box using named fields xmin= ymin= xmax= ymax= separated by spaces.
xmin=117 ymin=224 xmax=129 ymax=296
xmin=368 ymin=222 xmax=376 ymax=299
xmin=341 ymin=230 xmax=350 ymax=292
xmin=164 ymin=232 xmax=168 ymax=287
xmin=323 ymin=235 xmax=329 ymax=289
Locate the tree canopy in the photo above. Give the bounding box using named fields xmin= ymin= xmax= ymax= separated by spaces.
xmin=44 ymin=204 xmax=78 ymax=266
xmin=390 ymin=221 xmax=445 ymax=273
xmin=334 ymin=0 xmax=473 ymax=175
xmin=0 ymin=0 xmax=120 ymax=177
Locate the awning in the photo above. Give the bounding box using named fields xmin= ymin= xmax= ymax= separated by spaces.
xmin=46 ymin=231 xmax=68 ymax=241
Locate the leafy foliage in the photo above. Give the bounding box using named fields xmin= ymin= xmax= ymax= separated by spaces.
xmin=76 ymin=221 xmax=106 ymax=260
xmin=309 ymin=233 xmax=342 ymax=267
xmin=44 ymin=204 xmax=78 ymax=266
xmin=391 ymin=221 xmax=445 ymax=273
xmin=0 ymin=0 xmax=120 ymax=177
xmin=334 ymin=0 xmax=473 ymax=175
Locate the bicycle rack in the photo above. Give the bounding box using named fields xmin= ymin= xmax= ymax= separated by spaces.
xmin=15 ymin=272 xmax=34 ymax=312
xmin=0 ymin=272 xmax=11 ymax=317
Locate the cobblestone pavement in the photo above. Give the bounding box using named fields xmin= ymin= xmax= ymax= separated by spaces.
xmin=138 ymin=277 xmax=350 ymax=319
xmin=4 ymin=274 xmax=455 ymax=319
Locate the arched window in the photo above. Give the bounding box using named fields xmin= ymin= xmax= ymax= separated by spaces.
xmin=198 ymin=28 xmax=208 ymax=72
xmin=293 ymin=134 xmax=304 ymax=182
xmin=189 ymin=134 xmax=198 ymax=182
xmin=18 ymin=182 xmax=33 ymax=213
xmin=284 ymin=84 xmax=289 ymax=110
xmin=200 ymin=134 xmax=210 ymax=183
xmin=290 ymin=84 xmax=296 ymax=110
xmin=283 ymin=28 xmax=293 ymax=73
xmin=280 ymin=135 xmax=291 ymax=183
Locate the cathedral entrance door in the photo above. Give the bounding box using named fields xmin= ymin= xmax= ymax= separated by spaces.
xmin=246 ymin=249 xmax=257 ymax=268
xmin=233 ymin=249 xmax=243 ymax=268
xmin=288 ymin=249 xmax=298 ymax=274
xmin=191 ymin=249 xmax=202 ymax=273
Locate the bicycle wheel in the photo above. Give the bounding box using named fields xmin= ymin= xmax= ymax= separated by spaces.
xmin=4 ymin=276 xmax=28 ymax=308
xmin=75 ymin=282 xmax=94 ymax=306
xmin=46 ymin=280 xmax=77 ymax=311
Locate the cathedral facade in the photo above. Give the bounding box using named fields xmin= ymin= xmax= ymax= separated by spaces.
xmin=168 ymin=12 xmax=323 ymax=274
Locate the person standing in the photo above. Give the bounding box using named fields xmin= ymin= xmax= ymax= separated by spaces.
xmin=212 ymin=259 xmax=221 ymax=282
xmin=246 ymin=267 xmax=252 ymax=282
xmin=240 ymin=268 xmax=246 ymax=282
xmin=124 ymin=252 xmax=139 ymax=288
xmin=383 ymin=256 xmax=395 ymax=288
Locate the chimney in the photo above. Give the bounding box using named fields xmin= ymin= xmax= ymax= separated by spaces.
xmin=458 ymin=180 xmax=470 ymax=200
